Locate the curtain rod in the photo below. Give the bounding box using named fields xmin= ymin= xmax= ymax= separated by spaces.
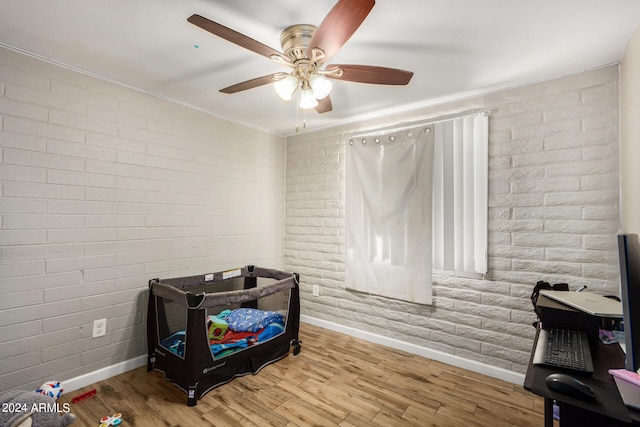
xmin=345 ymin=108 xmax=491 ymax=140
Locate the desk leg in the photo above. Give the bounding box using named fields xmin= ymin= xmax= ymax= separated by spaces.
xmin=544 ymin=397 xmax=554 ymax=427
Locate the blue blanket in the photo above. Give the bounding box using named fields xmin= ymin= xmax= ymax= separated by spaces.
xmin=160 ymin=309 xmax=285 ymax=358
xmin=209 ymin=322 xmax=284 ymax=357
xmin=225 ymin=308 xmax=285 ymax=333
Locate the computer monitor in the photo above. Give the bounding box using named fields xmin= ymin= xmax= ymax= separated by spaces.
xmin=617 ymin=233 xmax=640 ymax=372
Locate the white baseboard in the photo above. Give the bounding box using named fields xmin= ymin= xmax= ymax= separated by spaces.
xmin=61 ymin=318 xmax=525 ymax=396
xmin=62 ymin=355 xmax=147 ymax=395
xmin=301 ymin=315 xmax=525 ymax=385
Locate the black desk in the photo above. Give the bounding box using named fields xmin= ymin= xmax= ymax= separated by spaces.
xmin=524 ymin=327 xmax=640 ymax=426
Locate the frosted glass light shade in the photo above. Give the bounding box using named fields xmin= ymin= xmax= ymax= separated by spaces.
xmin=274 ymin=75 xmax=298 ymax=101
xmin=299 ymin=87 xmax=319 ymax=109
xmin=309 ymin=74 xmax=332 ymax=99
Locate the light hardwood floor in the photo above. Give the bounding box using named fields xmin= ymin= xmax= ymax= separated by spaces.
xmin=59 ymin=323 xmax=547 ymax=426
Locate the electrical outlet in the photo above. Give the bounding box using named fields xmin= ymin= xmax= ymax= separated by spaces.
xmin=92 ymin=318 xmax=106 ymax=338
xmin=312 ymin=285 xmax=320 ymax=296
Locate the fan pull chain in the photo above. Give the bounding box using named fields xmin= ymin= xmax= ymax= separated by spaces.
xmin=295 ymin=92 xmax=300 ymax=133
xmin=294 ymin=91 xmax=309 ymax=133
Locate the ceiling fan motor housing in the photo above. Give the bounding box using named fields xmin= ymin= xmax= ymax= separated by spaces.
xmin=280 ymin=24 xmax=317 ymax=62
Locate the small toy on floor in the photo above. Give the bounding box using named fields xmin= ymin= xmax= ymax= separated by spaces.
xmin=99 ymin=412 xmax=122 ymax=426
xmin=70 ymin=388 xmax=96 ymax=403
xmin=35 ymin=381 xmax=63 ymax=400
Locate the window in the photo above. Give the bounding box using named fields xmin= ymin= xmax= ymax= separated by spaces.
xmin=345 ymin=113 xmax=488 ymax=305
xmin=345 ymin=125 xmax=434 ymax=305
xmin=432 ymin=114 xmax=488 ymax=275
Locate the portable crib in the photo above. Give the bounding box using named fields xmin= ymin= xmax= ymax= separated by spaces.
xmin=147 ymin=265 xmax=301 ymax=406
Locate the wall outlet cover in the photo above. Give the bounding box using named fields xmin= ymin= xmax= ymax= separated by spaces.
xmin=93 ymin=319 xmax=107 ymax=338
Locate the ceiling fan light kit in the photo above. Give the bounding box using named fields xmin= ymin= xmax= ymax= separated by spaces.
xmin=187 ymin=0 xmax=413 ymax=128
xmin=273 ymin=58 xmax=335 ymax=107
xmin=274 ymin=74 xmax=298 ymax=101
xmin=299 ymin=85 xmax=319 ymax=109
xmin=309 ymin=74 xmax=332 ymax=100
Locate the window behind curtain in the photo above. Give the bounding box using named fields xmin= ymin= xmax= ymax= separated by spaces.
xmin=345 ymin=113 xmax=488 ymax=305
xmin=345 ymin=126 xmax=434 ymax=305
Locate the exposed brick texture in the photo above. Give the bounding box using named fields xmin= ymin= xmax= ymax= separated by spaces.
xmin=0 ymin=42 xmax=621 ymax=390
xmin=0 ymin=48 xmax=286 ymax=392
xmin=285 ymin=66 xmax=620 ymax=375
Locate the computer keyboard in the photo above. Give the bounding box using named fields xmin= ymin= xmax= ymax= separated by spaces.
xmin=533 ymin=328 xmax=594 ymax=373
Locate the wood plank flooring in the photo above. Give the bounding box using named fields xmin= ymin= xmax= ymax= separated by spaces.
xmin=59 ymin=323 xmax=548 ymax=426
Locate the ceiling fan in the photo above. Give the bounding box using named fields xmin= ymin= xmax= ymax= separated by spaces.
xmin=187 ymin=0 xmax=414 ymax=115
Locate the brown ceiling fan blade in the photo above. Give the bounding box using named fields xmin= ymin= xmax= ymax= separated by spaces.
xmin=220 ymin=74 xmax=280 ymax=94
xmin=307 ymin=0 xmax=375 ymax=62
xmin=327 ymin=64 xmax=414 ymax=85
xmin=188 ymin=14 xmax=290 ymax=63
xmin=315 ymin=96 xmax=333 ymax=114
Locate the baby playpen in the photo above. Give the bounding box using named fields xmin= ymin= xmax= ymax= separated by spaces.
xmin=147 ymin=265 xmax=300 ymax=406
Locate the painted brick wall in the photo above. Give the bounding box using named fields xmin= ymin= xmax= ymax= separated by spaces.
xmin=285 ymin=66 xmax=620 ymax=375
xmin=0 ymin=48 xmax=285 ymax=392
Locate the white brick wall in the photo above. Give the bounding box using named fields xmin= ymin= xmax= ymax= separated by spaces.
xmin=0 ymin=46 xmax=621 ymax=390
xmin=285 ymin=66 xmax=620 ymax=375
xmin=0 ymin=48 xmax=285 ymax=392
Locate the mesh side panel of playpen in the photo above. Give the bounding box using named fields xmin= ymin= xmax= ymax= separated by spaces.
xmin=154 ymin=276 xmax=292 ymax=357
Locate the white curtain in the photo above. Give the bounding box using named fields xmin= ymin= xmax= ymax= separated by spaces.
xmin=345 ymin=126 xmax=434 ymax=305
xmin=432 ymin=114 xmax=488 ymax=274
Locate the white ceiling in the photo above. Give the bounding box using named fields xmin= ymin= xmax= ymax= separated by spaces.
xmin=1 ymin=0 xmax=640 ymax=136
